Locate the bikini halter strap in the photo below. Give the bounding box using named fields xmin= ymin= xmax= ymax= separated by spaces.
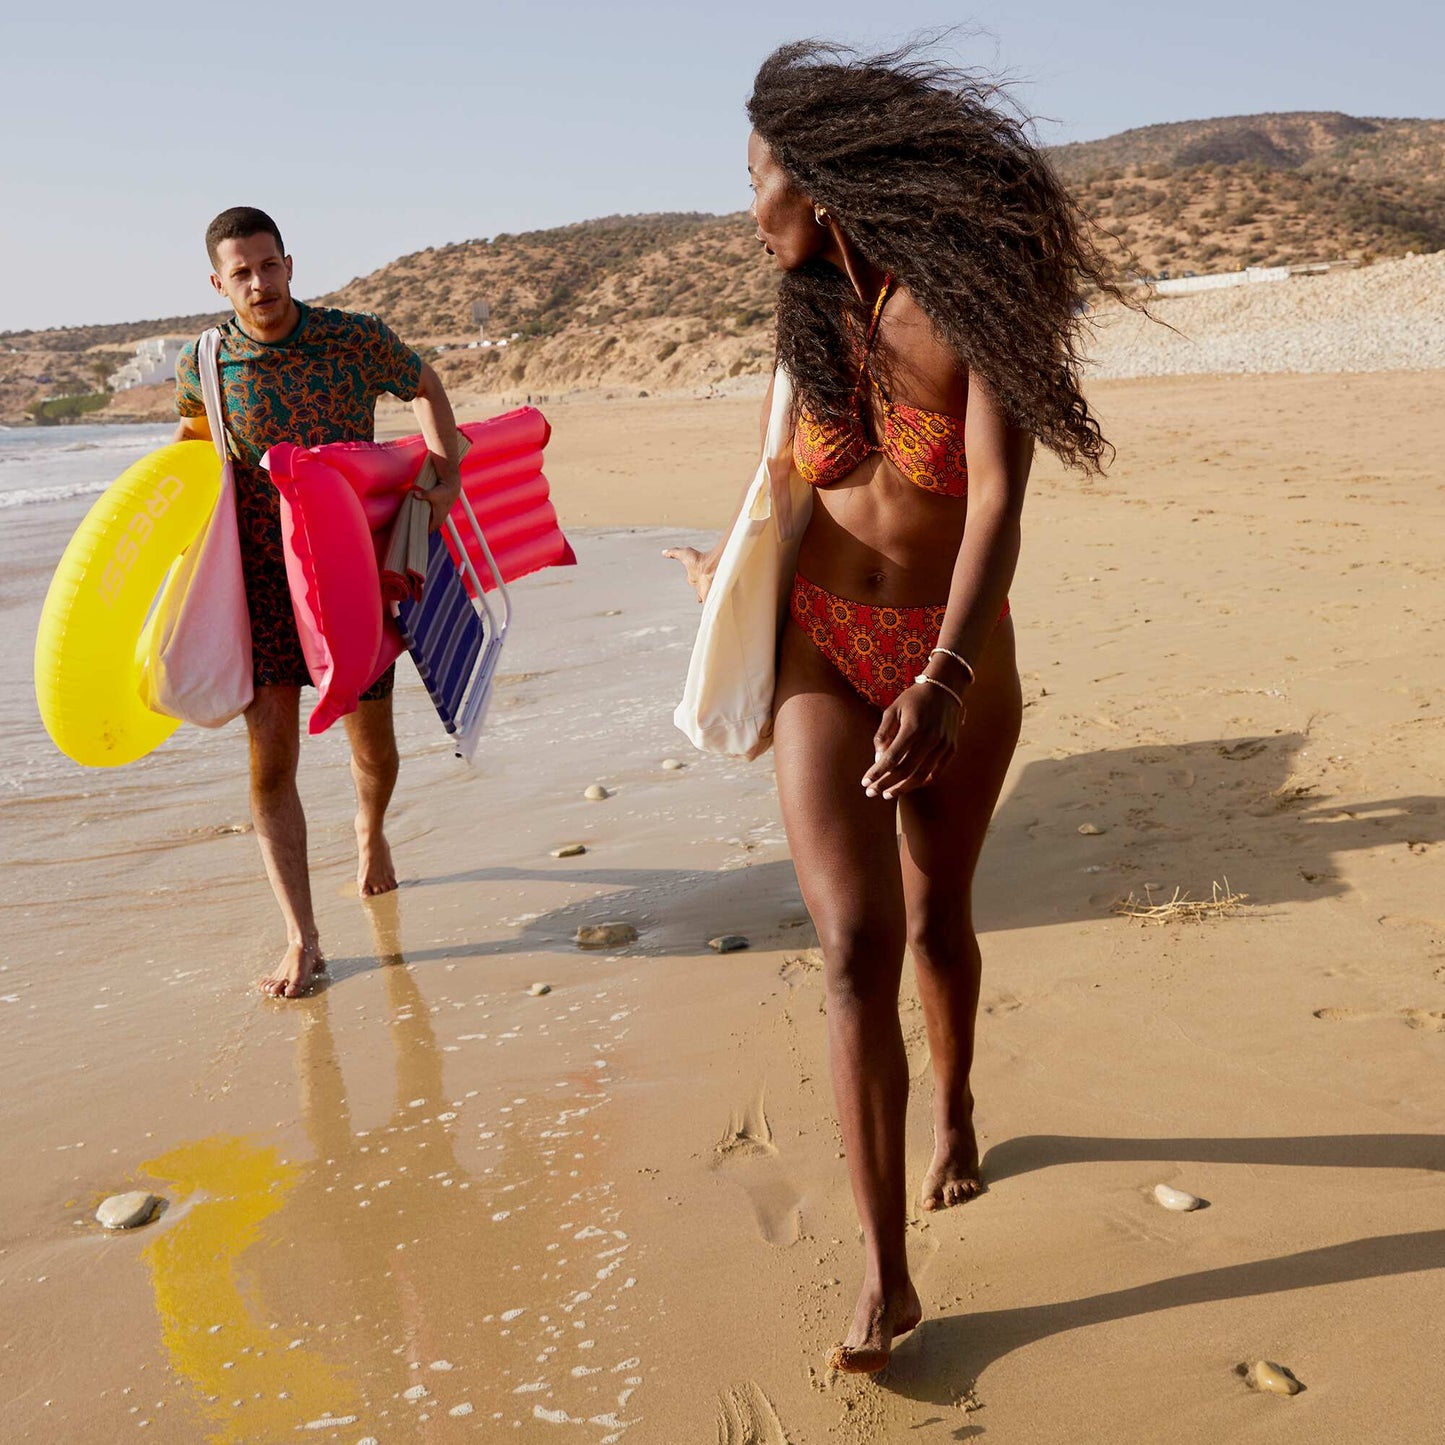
xmin=853 ymin=274 xmax=895 ymax=387
xmin=864 ymin=275 xmax=894 ymax=351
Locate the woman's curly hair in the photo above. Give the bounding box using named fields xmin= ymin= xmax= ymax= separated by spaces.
xmin=748 ymin=39 xmax=1132 ymax=472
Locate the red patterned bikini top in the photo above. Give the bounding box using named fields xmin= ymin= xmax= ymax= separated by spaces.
xmin=793 ymin=276 xmax=969 ymax=496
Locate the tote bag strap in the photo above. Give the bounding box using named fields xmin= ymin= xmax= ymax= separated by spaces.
xmin=756 ymin=368 xmax=801 ymax=535
xmin=196 ymin=328 xmax=232 ymax=462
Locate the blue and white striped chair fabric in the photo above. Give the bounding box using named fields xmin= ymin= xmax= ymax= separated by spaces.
xmin=394 ymin=497 xmax=512 ymax=761
xmin=394 ymin=530 xmax=484 ymax=736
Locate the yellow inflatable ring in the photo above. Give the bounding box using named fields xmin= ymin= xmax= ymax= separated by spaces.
xmin=35 ymin=441 xmax=222 ymax=767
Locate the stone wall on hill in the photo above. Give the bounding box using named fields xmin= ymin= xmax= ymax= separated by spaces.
xmin=1089 ymin=251 xmax=1445 ymax=378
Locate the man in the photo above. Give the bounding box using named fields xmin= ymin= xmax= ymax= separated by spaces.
xmin=174 ymin=206 xmax=462 ymax=1000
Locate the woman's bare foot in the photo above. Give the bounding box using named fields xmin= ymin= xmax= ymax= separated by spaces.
xmin=259 ymin=940 xmax=326 ymax=999
xmin=827 ymin=1278 xmax=923 ymax=1375
xmin=920 ymin=1083 xmax=984 ymax=1213
xmin=356 ymin=819 xmax=397 ymax=898
xmin=919 ymin=1119 xmax=984 ymax=1211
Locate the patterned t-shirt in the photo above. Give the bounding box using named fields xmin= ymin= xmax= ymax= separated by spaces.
xmin=174 ymin=304 xmax=424 ymax=691
xmin=175 ymin=302 xmax=423 ymax=470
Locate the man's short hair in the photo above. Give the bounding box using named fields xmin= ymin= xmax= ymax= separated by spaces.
xmin=205 ymin=207 xmax=285 ymax=267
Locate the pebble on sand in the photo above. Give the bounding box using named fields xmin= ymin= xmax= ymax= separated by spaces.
xmin=95 ymin=1192 xmax=161 ymax=1230
xmin=551 ymin=843 xmax=587 ymax=858
xmin=583 ymin=784 xmax=610 ymax=801
xmin=708 ymin=935 xmax=750 ymax=953
xmin=1153 ymin=1183 xmax=1205 ymax=1212
xmin=575 ymin=922 xmax=639 ymax=949
xmin=528 ymin=982 xmax=552 ymax=996
xmin=1238 ymin=1360 xmax=1303 ymax=1396
xmin=1077 ymin=823 xmax=1106 ymax=836
xmin=661 ymin=758 xmax=685 ymax=771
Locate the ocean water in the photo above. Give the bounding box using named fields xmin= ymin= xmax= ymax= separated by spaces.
xmin=0 ymin=421 xmax=176 ymax=509
xmin=0 ymin=423 xmax=180 ymax=793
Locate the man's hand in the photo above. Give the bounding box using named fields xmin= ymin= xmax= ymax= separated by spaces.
xmin=409 ymin=362 xmax=462 ymax=530
xmin=418 ymin=468 xmax=462 ymax=532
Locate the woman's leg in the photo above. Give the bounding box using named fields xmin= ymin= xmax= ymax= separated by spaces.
xmin=898 ymin=618 xmax=1022 ymax=1210
xmin=772 ymin=617 xmax=922 ymax=1370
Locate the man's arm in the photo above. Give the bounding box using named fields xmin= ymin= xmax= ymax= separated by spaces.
xmin=173 ymin=339 xmax=209 ymax=444
xmin=410 ymin=362 xmax=462 ymax=531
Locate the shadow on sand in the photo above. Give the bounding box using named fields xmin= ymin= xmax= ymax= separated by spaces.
xmin=888 ymin=1227 xmax=1444 ymax=1409
xmin=982 ymin=1131 xmax=1444 ymax=1184
xmin=324 ymin=731 xmax=1442 ymax=979
xmin=882 ymin=1130 xmax=1444 ymax=1409
xmin=977 ymin=729 xmax=1444 ymax=930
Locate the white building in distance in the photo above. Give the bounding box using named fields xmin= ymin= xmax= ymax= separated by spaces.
xmin=109 ymin=337 xmax=186 ymax=391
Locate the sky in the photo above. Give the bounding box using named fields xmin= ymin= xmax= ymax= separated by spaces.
xmin=2 ymin=0 xmax=1440 ymax=332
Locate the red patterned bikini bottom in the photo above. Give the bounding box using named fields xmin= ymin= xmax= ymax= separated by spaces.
xmin=789 ymin=572 xmax=1010 ymax=710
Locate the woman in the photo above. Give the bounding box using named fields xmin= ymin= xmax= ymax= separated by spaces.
xmin=668 ymin=42 xmax=1125 ymax=1373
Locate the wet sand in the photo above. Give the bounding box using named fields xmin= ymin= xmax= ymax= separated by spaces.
xmin=3 ymin=371 xmax=1443 ymax=1443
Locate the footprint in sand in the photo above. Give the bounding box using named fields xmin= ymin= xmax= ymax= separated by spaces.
xmin=1376 ymin=913 xmax=1445 ymax=938
xmin=1218 ymin=739 xmax=1268 ymax=761
xmin=715 ymin=1381 xmax=788 ymax=1445
xmin=715 ymin=1087 xmax=803 ymax=1247
xmin=1312 ymin=1006 xmax=1445 ymax=1032
xmin=983 ymin=993 xmax=1023 ymax=1016
xmin=779 ymin=948 xmax=824 ymax=988
xmin=905 ymin=1217 xmax=941 ymax=1282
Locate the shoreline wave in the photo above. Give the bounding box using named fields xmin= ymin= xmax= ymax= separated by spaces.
xmin=0 ymin=422 xmax=175 ymax=508
xmin=0 ymin=478 xmax=112 ymax=509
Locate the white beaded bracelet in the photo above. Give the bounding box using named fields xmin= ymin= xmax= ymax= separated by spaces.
xmin=915 ymin=673 xmax=966 ymax=709
xmin=929 ymin=646 xmax=975 ymax=688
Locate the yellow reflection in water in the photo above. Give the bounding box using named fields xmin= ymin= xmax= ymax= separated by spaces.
xmin=140 ymin=1134 xmax=357 ymax=1443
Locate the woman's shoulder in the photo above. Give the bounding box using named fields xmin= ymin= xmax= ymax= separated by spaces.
xmin=877 ymin=284 xmax=968 ymax=412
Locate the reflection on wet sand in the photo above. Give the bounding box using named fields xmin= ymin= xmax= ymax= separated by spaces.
xmin=141 ymin=1136 xmax=357 ymax=1442
xmin=140 ymin=892 xmax=646 ymax=1442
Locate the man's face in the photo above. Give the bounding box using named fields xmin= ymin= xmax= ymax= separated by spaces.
xmin=209 ymin=234 xmax=294 ymax=335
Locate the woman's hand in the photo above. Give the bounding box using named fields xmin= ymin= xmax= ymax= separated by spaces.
xmin=662 ymin=545 xmax=718 ymax=604
xmin=861 ymin=680 xmax=964 ymax=799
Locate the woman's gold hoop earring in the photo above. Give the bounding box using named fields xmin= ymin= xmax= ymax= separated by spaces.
xmin=814 ymin=205 xmax=830 ymax=226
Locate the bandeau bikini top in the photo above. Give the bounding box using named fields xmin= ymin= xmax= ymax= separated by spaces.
xmin=793 ymin=276 xmax=969 ymax=497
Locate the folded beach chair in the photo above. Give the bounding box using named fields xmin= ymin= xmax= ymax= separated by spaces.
xmin=392 ymin=445 xmax=513 ymax=763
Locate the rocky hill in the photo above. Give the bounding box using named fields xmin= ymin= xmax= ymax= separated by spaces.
xmin=318 ymin=212 xmax=780 ymax=401
xmin=3 ymin=110 xmax=1441 ymax=421
xmin=1056 ymin=112 xmax=1445 ymax=278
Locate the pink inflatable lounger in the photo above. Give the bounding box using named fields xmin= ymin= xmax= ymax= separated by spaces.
xmin=265 ymin=407 xmax=572 ymax=735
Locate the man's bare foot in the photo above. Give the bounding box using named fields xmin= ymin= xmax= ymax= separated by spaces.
xmin=259 ymin=940 xmax=325 ymax=999
xmin=919 ymin=1120 xmax=984 ymax=1211
xmin=356 ymin=819 xmax=397 ymax=898
xmin=826 ymin=1278 xmax=923 ymax=1375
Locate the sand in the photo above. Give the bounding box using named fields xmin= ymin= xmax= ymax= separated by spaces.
xmin=3 ymin=371 xmax=1442 ymax=1443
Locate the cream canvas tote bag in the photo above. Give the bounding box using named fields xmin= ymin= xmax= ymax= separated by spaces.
xmin=673 ymin=368 xmax=812 ymax=759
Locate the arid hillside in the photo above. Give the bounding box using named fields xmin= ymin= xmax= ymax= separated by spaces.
xmin=322 ymin=213 xmax=778 ymax=343
xmin=317 ymin=212 xmax=780 ymax=400
xmin=3 ymin=110 xmax=1441 ymax=421
xmin=1057 ymin=112 xmax=1445 ymax=278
